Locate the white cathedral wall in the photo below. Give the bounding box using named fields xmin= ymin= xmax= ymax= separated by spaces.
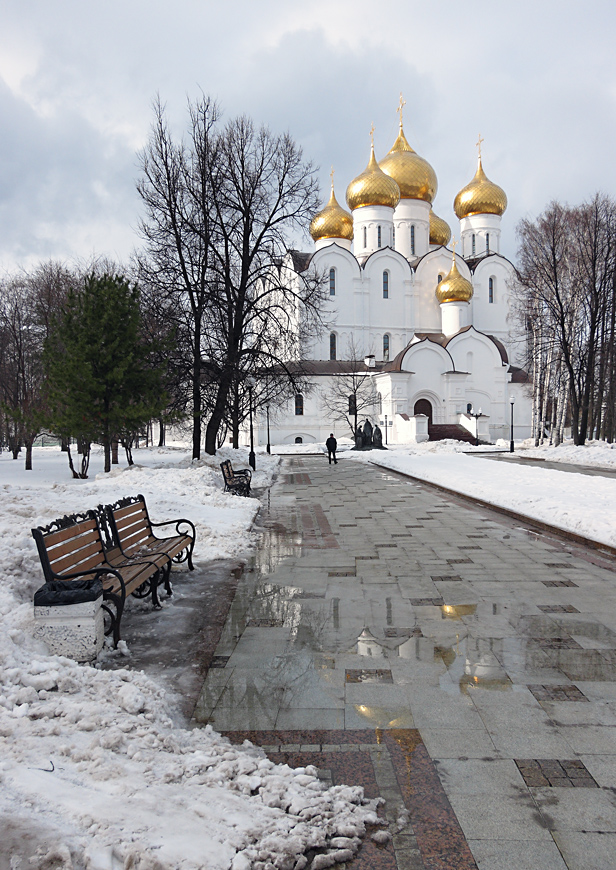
xmin=470 ymin=256 xmax=515 ymax=345
xmin=351 ymin=204 xmax=395 ymax=257
xmin=460 ymin=213 xmax=502 ymax=257
xmin=392 ymin=199 xmax=431 ymax=259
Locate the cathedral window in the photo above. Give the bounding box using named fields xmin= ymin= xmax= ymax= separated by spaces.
xmin=410 ymin=225 xmax=415 ymax=256
xmin=383 ymin=333 xmax=390 ymax=361
xmin=472 ymin=234 xmax=476 ymax=257
xmin=329 ymin=268 xmax=336 ymax=296
xmin=363 ymin=226 xmax=367 ymax=248
xmin=349 ymin=394 xmax=357 ymax=415
xmin=295 ymin=436 xmax=303 ymax=443
xmin=377 ymin=225 xmax=382 ymax=248
xmin=437 ymin=274 xmax=443 ymax=284
xmin=329 ymin=332 xmax=337 ymax=360
xmin=295 ymin=394 xmax=304 ymax=415
xmin=489 ymin=276 xmax=495 ymax=303
xmin=382 ymin=271 xmax=389 ymax=299
xmin=486 ymin=233 xmax=490 ymax=254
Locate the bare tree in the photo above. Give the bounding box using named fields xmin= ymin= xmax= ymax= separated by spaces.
xmin=137 ymin=96 xmax=326 ymax=457
xmin=319 ymin=338 xmax=378 ymax=437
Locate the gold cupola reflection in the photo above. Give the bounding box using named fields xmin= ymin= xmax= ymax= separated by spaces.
xmin=436 ymin=248 xmax=474 ymax=304
xmin=454 ymin=152 xmax=507 ymax=219
xmin=378 ymin=96 xmax=438 ymax=203
xmin=346 ymin=137 xmax=400 ymax=212
xmin=429 ymin=209 xmax=452 ymax=246
xmin=310 ymin=171 xmax=354 ymax=242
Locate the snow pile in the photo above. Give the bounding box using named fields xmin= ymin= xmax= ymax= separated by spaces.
xmin=520 ymin=438 xmax=616 ymax=469
xmin=0 ymin=447 xmax=379 ymax=870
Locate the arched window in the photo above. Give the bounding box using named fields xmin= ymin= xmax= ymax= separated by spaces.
xmin=295 ymin=394 xmax=304 ymax=416
xmin=489 ymin=276 xmax=495 ymax=303
xmin=329 ymin=268 xmax=336 ymax=296
xmin=472 ymin=234 xmax=476 ymax=257
xmin=377 ymin=225 xmax=382 ymax=248
xmin=392 ymin=226 xmax=396 ymax=247
xmin=295 ymin=436 xmax=303 ymax=444
xmin=382 ymin=271 xmax=389 ymax=299
xmin=437 ymin=274 xmax=443 ymax=284
xmin=329 ymin=332 xmax=337 ymax=360
xmin=486 ymin=233 xmax=490 ymax=255
xmin=383 ymin=333 xmax=390 ymax=361
xmin=363 ymin=226 xmax=367 ymax=248
xmin=410 ymin=225 xmax=415 ymax=256
xmin=348 ymin=394 xmax=357 ymax=415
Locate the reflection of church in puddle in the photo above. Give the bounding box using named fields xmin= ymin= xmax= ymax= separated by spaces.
xmin=265 ymin=99 xmax=531 ymax=446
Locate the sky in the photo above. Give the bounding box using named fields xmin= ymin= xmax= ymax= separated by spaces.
xmin=1 ymin=0 xmax=615 ymax=272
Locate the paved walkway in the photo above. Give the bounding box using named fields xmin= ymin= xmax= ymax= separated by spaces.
xmin=469 ymin=451 xmax=616 ymax=479
xmin=193 ymin=456 xmax=616 ymax=870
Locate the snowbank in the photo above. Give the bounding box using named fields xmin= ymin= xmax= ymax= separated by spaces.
xmin=0 ymin=447 xmax=378 ymax=870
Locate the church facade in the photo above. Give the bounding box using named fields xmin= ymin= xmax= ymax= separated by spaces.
xmin=256 ymin=111 xmax=531 ymax=447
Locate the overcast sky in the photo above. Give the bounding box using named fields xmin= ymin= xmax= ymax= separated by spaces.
xmin=1 ymin=0 xmax=615 ymax=272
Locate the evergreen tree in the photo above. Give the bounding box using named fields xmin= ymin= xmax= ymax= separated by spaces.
xmin=44 ymin=273 xmax=166 ymax=476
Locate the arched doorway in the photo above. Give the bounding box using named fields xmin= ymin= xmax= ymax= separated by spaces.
xmin=414 ymin=399 xmax=433 ymax=425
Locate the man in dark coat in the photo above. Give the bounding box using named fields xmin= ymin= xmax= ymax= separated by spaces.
xmin=325 ymin=433 xmax=338 ymax=465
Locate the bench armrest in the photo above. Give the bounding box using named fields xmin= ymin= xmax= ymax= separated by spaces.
xmin=150 ymin=518 xmax=196 ymax=540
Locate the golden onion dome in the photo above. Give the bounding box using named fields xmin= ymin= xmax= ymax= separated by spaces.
xmin=429 ymin=209 xmax=451 ymax=246
xmin=454 ymin=157 xmax=507 ymax=219
xmin=309 ymin=182 xmax=354 ymax=242
xmin=436 ymin=255 xmax=473 ymax=304
xmin=378 ymin=124 xmax=438 ymax=203
xmin=346 ymin=144 xmax=400 ymax=211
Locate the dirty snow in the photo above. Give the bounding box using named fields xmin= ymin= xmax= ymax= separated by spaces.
xmin=0 ymin=445 xmax=379 ymax=870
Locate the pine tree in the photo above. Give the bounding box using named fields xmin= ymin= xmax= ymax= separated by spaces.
xmin=44 ymin=273 xmax=166 ymax=476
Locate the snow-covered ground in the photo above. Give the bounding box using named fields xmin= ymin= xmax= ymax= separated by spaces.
xmin=0 ymin=446 xmax=380 ymax=870
xmin=344 ymin=439 xmax=616 ymax=548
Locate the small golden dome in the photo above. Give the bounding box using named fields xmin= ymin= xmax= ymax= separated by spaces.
xmin=310 ymin=182 xmax=354 ymax=242
xmin=346 ymin=144 xmax=400 ymax=211
xmin=429 ymin=209 xmax=451 ymax=246
xmin=436 ymin=255 xmax=473 ymax=304
xmin=454 ymin=157 xmax=507 ymax=219
xmin=378 ymin=125 xmax=438 ymax=203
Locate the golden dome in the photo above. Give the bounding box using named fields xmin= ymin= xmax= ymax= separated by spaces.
xmin=436 ymin=255 xmax=473 ymax=304
xmin=310 ymin=182 xmax=354 ymax=242
xmin=454 ymin=157 xmax=507 ymax=219
xmin=378 ymin=125 xmax=438 ymax=203
xmin=346 ymin=144 xmax=400 ymax=211
xmin=429 ymin=209 xmax=451 ymax=246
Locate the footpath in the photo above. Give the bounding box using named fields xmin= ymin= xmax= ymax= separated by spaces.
xmin=191 ymin=455 xmax=616 ymax=870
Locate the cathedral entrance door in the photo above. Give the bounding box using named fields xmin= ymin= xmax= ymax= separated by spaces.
xmin=414 ymin=399 xmax=433 ymax=425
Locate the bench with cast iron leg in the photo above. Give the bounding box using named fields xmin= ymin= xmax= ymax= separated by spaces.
xmin=32 ymin=512 xmax=166 ymax=647
xmin=220 ymin=460 xmax=252 ymax=496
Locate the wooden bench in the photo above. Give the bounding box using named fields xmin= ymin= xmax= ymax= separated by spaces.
xmin=32 ymin=512 xmax=168 ymax=646
xmin=220 ymin=460 xmax=252 ymax=496
xmin=104 ymin=494 xmax=196 ymax=578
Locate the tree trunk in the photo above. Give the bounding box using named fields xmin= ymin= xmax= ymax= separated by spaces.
xmin=112 ymin=440 xmax=119 ymax=464
xmin=25 ymin=440 xmax=33 ymax=470
xmin=192 ymin=316 xmax=202 ymax=460
xmin=158 ymin=419 xmax=165 ymax=447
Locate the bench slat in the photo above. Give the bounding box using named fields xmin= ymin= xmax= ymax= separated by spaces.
xmin=43 ymin=519 xmax=97 ymax=548
xmin=51 ymin=540 xmax=106 ymax=575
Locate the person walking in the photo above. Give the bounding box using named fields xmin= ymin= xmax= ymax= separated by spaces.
xmin=325 ymin=433 xmax=338 ymax=465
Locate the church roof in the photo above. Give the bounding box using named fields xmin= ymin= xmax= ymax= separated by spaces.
xmin=381 ymin=327 xmax=509 ymax=373
xmin=288 ymin=250 xmax=313 ymax=272
xmin=285 ymin=360 xmax=386 ymax=375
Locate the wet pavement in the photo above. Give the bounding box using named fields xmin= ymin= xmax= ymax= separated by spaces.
xmin=191 ymin=456 xmax=616 ymax=869
xmin=468 ymin=451 xmax=616 ymax=479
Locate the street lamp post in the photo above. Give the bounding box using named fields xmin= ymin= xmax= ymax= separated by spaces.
xmin=384 ymin=414 xmax=388 ymax=445
xmin=266 ymin=404 xmax=271 ymax=455
xmin=509 ymin=396 xmax=515 ymax=453
xmin=469 ymin=406 xmax=482 ymax=447
xmin=247 ymin=376 xmax=256 ymax=471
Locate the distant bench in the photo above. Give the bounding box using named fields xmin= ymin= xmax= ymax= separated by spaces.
xmin=32 ymin=495 xmax=195 ymax=646
xmin=220 ymin=460 xmax=252 ymax=496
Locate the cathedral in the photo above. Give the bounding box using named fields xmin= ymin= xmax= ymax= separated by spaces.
xmin=259 ymin=103 xmax=531 ymax=447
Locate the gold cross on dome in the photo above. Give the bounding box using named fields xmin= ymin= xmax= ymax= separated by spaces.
xmin=370 ymin=123 xmax=375 ymax=146
xmin=330 ymin=166 xmax=335 ymax=189
xmin=452 ymin=236 xmax=457 ymax=256
xmin=476 ymin=133 xmax=484 ymax=158
xmin=397 ymin=92 xmax=406 ymax=126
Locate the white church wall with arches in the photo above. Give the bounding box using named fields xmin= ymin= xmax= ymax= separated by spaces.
xmin=252 ymin=104 xmax=531 ymax=447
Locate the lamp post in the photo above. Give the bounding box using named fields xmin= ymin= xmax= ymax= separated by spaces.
xmin=509 ymin=395 xmax=515 ymax=453
xmin=469 ymin=406 xmax=482 ymax=446
xmin=247 ymin=376 xmax=256 ymax=471
xmin=384 ymin=414 xmax=388 ymax=445
xmin=266 ymin=404 xmax=271 ymax=455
